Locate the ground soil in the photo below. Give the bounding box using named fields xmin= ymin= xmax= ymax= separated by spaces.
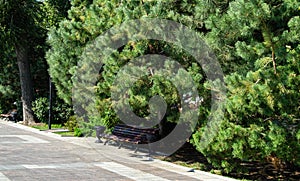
xmin=157 ymin=143 xmax=300 ymax=181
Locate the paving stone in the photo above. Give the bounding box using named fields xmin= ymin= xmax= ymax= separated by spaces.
xmin=0 ymin=120 xmax=238 ymax=181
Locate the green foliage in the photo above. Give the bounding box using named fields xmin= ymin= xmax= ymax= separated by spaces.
xmin=52 ymin=99 xmax=73 ymax=124
xmin=0 ymin=0 xmax=36 ymax=117
xmin=47 ymin=0 xmax=300 ymax=173
xmin=46 ymin=0 xmax=209 ymax=104
xmin=64 ymin=115 xmax=78 ymax=131
xmin=64 ymin=115 xmax=84 ymax=137
xmin=32 ymin=97 xmax=73 ymax=124
xmin=191 ymin=0 xmax=300 ymax=172
xmin=0 ymin=0 xmax=71 ymax=122
xmin=46 ymin=0 xmax=207 ymax=132
xmin=0 ymin=0 xmax=43 ymax=43
xmin=46 ymin=0 xmax=97 ymax=104
xmin=74 ymin=127 xmax=83 ymax=137
xmin=0 ymin=47 xmax=20 ymax=113
xmin=31 ymin=123 xmax=63 ymax=131
xmin=32 ymin=97 xmax=49 ymax=123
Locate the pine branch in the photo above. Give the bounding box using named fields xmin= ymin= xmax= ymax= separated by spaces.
xmin=262 ymin=21 xmax=277 ymax=74
xmin=271 ymin=44 xmax=277 ymax=74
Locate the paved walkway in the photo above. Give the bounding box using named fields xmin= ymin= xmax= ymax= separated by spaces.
xmin=0 ymin=120 xmax=238 ymax=181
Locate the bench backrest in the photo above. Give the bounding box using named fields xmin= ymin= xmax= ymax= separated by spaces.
xmin=112 ymin=124 xmax=159 ymax=143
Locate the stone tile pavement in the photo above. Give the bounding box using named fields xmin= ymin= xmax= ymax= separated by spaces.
xmin=0 ymin=119 xmax=239 ymax=181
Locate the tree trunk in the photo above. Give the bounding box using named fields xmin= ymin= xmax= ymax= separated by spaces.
xmin=15 ymin=42 xmax=35 ymax=125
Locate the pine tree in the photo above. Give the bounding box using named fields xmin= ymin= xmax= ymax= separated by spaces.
xmin=47 ymin=0 xmax=208 ymax=133
xmin=191 ymin=0 xmax=300 ymax=172
xmin=0 ymin=0 xmax=46 ymax=124
xmin=0 ymin=0 xmax=71 ymax=123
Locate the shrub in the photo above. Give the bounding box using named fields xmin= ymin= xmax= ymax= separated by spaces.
xmin=32 ymin=97 xmax=73 ymax=124
xmin=64 ymin=115 xmax=84 ymax=137
xmin=64 ymin=115 xmax=78 ymax=131
xmin=32 ymin=97 xmax=48 ymax=123
xmin=74 ymin=127 xmax=83 ymax=137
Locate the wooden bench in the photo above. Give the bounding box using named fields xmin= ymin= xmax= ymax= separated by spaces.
xmin=95 ymin=124 xmax=159 ymax=154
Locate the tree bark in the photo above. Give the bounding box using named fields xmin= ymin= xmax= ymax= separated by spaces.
xmin=15 ymin=42 xmax=35 ymax=125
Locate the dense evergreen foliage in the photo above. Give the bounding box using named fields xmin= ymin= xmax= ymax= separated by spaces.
xmin=46 ymin=0 xmax=300 ymax=172
xmin=0 ymin=41 xmax=20 ymax=113
xmin=191 ymin=0 xmax=300 ymax=172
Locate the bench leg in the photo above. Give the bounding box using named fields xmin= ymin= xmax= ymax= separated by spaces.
xmin=148 ymin=144 xmax=155 ymax=156
xmin=118 ymin=142 xmax=123 ymax=149
xmin=95 ymin=138 xmax=103 ymax=143
xmin=134 ymin=145 xmax=139 ymax=153
xmin=95 ymin=139 xmax=103 ymax=143
xmin=104 ymin=140 xmax=109 ymax=145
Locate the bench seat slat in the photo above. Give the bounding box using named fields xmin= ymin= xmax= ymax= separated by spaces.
xmin=99 ymin=124 xmax=159 ymax=148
